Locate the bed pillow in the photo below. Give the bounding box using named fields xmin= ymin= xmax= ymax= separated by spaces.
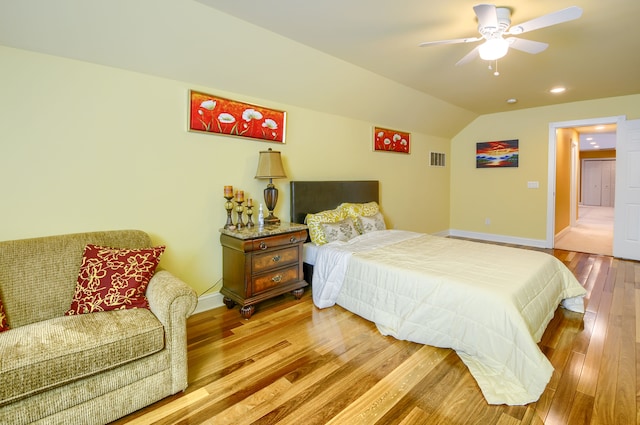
xmin=305 ymin=208 xmax=346 ymax=245
xmin=339 ymin=202 xmax=380 ymax=220
xmin=66 ymin=244 xmax=165 ymax=315
xmin=321 ymin=218 xmax=359 ymax=243
xmin=358 ymin=211 xmax=387 ymax=233
xmin=339 ymin=202 xmax=380 ymax=233
xmin=0 ymin=297 xmax=9 ymax=332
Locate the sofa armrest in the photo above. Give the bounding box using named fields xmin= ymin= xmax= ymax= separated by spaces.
xmin=146 ymin=270 xmax=197 ymax=393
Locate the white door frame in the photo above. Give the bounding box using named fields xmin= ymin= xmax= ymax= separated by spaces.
xmin=546 ymin=115 xmax=624 ymax=248
xmin=570 ymin=139 xmax=579 ymax=227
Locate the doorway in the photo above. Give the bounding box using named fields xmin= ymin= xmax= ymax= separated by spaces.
xmin=547 ymin=116 xmax=621 ymax=255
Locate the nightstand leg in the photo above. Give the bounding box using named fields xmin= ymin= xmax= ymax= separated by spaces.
xmin=292 ymin=288 xmax=304 ymax=299
xmin=223 ymin=297 xmax=236 ymax=309
xmin=240 ymin=304 xmax=255 ymax=319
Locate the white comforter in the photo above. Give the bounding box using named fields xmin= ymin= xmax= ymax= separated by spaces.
xmin=312 ymin=230 xmax=587 ymax=405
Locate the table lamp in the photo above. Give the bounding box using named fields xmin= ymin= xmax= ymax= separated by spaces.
xmin=255 ymin=148 xmax=287 ymax=224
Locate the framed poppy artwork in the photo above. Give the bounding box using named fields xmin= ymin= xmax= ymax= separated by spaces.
xmin=188 ymin=90 xmax=286 ymax=143
xmin=476 ymin=139 xmax=519 ymax=168
xmin=373 ymin=126 xmax=410 ymax=154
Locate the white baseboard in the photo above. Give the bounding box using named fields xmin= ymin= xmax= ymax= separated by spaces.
xmin=446 ymin=229 xmax=549 ymax=249
xmin=193 ymin=292 xmax=225 ymax=314
xmin=432 ymin=230 xmax=449 ymax=237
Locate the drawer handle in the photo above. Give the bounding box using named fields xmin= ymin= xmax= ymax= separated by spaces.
xmin=271 ymin=274 xmax=282 ymax=283
xmin=259 ymin=242 xmax=268 ymax=250
xmin=272 ymin=255 xmax=281 ymax=263
xmin=289 ymin=236 xmax=297 ymax=243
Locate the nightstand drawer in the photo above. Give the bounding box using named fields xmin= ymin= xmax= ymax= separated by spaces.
xmin=252 ymin=264 xmax=300 ymax=294
xmin=252 ymin=246 xmax=299 ymax=273
xmin=251 ymin=230 xmax=306 ymax=252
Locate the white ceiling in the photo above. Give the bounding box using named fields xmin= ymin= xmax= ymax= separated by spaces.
xmin=0 ymin=0 xmax=638 ymax=119
xmin=194 ymin=0 xmax=640 ymax=114
xmin=575 ymin=124 xmax=617 ymax=151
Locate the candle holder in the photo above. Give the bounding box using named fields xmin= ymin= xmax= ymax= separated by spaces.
xmin=246 ymin=205 xmax=254 ymax=227
xmin=235 ymin=201 xmax=245 ymax=229
xmin=223 ymin=195 xmax=234 ymax=229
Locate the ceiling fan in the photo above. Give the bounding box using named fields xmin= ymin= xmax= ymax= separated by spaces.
xmin=419 ymin=4 xmax=583 ymax=66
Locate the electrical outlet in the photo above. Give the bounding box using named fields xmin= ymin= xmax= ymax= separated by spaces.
xmin=485 ymin=218 xmax=491 ymax=225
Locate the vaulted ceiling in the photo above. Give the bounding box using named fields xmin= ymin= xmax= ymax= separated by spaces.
xmin=1 ymin=0 xmax=638 ymax=119
xmin=195 ymin=0 xmax=640 ymax=114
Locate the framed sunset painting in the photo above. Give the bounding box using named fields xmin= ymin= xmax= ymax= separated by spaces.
xmin=188 ymin=90 xmax=286 ymax=143
xmin=476 ymin=139 xmax=519 ymax=168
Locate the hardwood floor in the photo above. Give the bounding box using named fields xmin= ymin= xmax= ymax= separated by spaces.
xmin=114 ymin=247 xmax=639 ymax=425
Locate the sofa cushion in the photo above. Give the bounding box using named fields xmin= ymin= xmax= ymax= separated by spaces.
xmin=0 ymin=308 xmax=164 ymax=406
xmin=0 ymin=297 xmax=8 ymax=332
xmin=66 ymin=244 xmax=165 ymax=315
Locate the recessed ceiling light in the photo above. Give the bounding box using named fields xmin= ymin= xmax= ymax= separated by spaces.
xmin=593 ymin=145 xmax=600 ymax=149
xmin=590 ymin=141 xmax=596 ymax=145
xmin=586 ymin=137 xmax=593 ymax=140
xmin=506 ymin=98 xmax=517 ymax=104
xmin=595 ymin=125 xmax=605 ymax=130
xmin=550 ymin=86 xmax=566 ymax=94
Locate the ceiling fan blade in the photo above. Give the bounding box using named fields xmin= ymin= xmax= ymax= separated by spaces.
xmin=507 ymin=6 xmax=583 ymax=34
xmin=455 ymin=45 xmax=481 ymax=66
xmin=507 ymin=37 xmax=549 ymax=54
xmin=473 ymin=4 xmax=498 ymax=29
xmin=419 ymin=36 xmax=481 ymax=47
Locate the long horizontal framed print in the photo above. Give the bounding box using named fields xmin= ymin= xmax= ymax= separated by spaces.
xmin=476 ymin=139 xmax=519 ymax=168
xmin=373 ymin=126 xmax=410 ymax=154
xmin=189 ymin=90 xmax=286 ymax=143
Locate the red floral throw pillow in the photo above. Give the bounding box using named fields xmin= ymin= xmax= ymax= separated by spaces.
xmin=66 ymin=244 xmax=165 ymax=315
xmin=0 ymin=297 xmax=9 ymax=332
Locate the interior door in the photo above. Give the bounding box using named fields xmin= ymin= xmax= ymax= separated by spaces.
xmin=582 ymin=160 xmax=602 ymax=206
xmin=601 ymin=160 xmax=615 ymax=207
xmin=613 ymin=118 xmax=640 ymax=260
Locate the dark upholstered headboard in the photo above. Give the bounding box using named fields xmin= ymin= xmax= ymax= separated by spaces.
xmin=290 ymin=181 xmax=379 ymax=224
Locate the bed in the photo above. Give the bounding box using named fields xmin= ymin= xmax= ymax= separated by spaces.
xmin=289 ymin=180 xmax=587 ymax=406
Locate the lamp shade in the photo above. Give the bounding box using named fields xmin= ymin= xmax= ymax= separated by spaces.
xmin=255 ymin=148 xmax=287 ymax=179
xmin=478 ymin=38 xmax=509 ymax=61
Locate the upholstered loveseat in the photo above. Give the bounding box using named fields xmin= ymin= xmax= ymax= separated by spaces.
xmin=0 ymin=230 xmax=197 ymax=424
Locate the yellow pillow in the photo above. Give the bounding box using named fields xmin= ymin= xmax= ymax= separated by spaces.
xmin=339 ymin=202 xmax=380 ymax=219
xmin=339 ymin=202 xmax=380 ymax=233
xmin=305 ymin=208 xmax=346 ymax=245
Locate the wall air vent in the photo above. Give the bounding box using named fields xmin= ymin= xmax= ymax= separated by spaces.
xmin=430 ymin=152 xmax=446 ymax=167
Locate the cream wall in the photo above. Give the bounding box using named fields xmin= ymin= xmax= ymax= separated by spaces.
xmin=0 ymin=45 xmax=450 ymax=296
xmin=450 ymin=94 xmax=640 ymax=242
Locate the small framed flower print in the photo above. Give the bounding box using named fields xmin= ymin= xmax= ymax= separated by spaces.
xmin=188 ymin=90 xmax=286 ymax=143
xmin=373 ymin=126 xmax=410 ymax=154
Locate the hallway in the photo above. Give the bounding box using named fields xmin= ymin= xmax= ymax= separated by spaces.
xmin=554 ymin=205 xmax=614 ymax=255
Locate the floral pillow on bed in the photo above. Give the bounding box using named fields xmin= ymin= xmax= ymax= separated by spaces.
xmin=305 ymin=208 xmax=346 ymax=245
xmin=339 ymin=202 xmax=380 ymax=220
xmin=357 ymin=211 xmax=387 ymax=233
xmin=321 ymin=218 xmax=359 ymax=243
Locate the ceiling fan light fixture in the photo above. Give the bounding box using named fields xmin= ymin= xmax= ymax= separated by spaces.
xmin=478 ymin=38 xmax=509 ymax=61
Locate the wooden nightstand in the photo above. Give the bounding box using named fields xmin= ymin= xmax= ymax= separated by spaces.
xmin=219 ymin=222 xmax=308 ymax=319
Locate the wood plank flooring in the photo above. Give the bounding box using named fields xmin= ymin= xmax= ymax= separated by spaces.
xmin=114 ymin=247 xmax=639 ymax=425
